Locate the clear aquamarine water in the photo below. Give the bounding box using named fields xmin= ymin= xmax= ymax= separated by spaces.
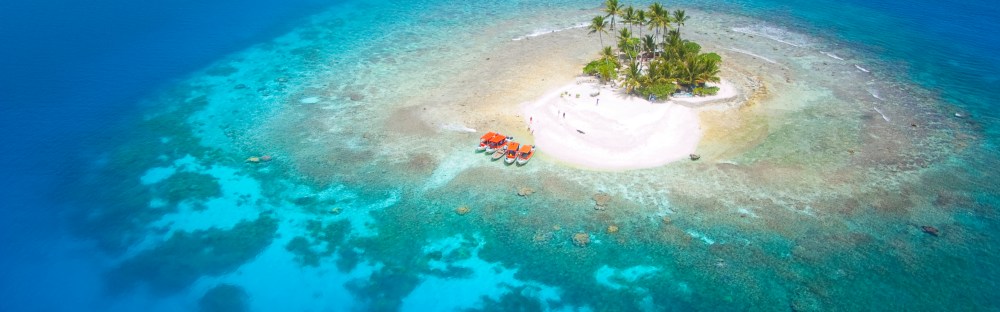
xmin=1 ymin=0 xmax=998 ymax=311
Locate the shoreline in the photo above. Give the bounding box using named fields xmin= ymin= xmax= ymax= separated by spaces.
xmin=520 ymin=77 xmax=713 ymax=171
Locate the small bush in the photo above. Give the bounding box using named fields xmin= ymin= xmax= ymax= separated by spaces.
xmin=638 ymin=82 xmax=677 ymax=100
xmin=693 ymin=86 xmax=720 ymax=96
xmin=582 ymin=60 xmax=618 ymax=82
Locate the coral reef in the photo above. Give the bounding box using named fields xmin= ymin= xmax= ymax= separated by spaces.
xmin=156 ymin=171 xmax=222 ymax=205
xmin=573 ymin=232 xmax=590 ymax=247
xmin=199 ymin=284 xmax=249 ymax=312
xmin=106 ymin=214 xmax=278 ymax=294
xmin=607 ymin=225 xmax=619 ymax=234
xmin=285 ymin=219 xmax=351 ymax=267
xmin=593 ymin=193 xmax=611 ymax=210
xmin=455 ymin=206 xmax=471 ymax=215
xmin=517 ymin=186 xmax=535 ymax=197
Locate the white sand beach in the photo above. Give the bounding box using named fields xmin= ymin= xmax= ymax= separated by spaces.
xmin=522 ymin=78 xmax=705 ymax=170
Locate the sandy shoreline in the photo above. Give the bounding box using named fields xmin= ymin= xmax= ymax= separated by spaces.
xmin=521 ymin=77 xmax=717 ymax=170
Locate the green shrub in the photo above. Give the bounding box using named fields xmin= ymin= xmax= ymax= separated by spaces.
xmin=693 ymin=86 xmax=720 ymax=96
xmin=638 ymin=82 xmax=677 ymax=100
xmin=582 ymin=60 xmax=618 ymax=82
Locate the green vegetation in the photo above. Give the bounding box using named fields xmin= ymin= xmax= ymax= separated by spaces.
xmin=585 ymin=1 xmax=722 ymax=99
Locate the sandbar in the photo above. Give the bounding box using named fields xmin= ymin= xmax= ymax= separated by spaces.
xmin=522 ymin=78 xmax=706 ymax=170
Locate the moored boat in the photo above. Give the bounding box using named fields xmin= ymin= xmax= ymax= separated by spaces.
xmin=504 ymin=142 xmax=520 ymax=164
xmin=516 ymin=144 xmax=534 ymax=165
xmin=484 ymin=134 xmax=511 ymax=154
xmin=476 ymin=132 xmax=498 ymax=152
xmin=491 ymin=144 xmax=507 ymax=160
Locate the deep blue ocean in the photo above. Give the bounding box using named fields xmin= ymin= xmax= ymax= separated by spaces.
xmin=1 ymin=0 xmax=998 ymax=310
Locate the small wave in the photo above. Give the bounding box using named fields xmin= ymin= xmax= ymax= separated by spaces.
xmin=873 ymin=107 xmax=890 ymax=122
xmin=820 ymin=51 xmax=844 ymax=60
xmin=512 ymin=23 xmax=588 ymax=41
xmin=727 ymin=48 xmax=777 ymax=64
xmin=439 ymin=123 xmax=477 ymax=133
xmin=867 ymin=88 xmax=883 ymax=100
xmin=854 ymin=65 xmax=870 ymax=73
xmin=731 ymin=25 xmax=807 ymax=47
xmin=300 ymin=96 xmax=321 ymax=104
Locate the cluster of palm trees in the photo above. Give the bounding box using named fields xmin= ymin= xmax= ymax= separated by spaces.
xmin=585 ymin=0 xmax=721 ymax=99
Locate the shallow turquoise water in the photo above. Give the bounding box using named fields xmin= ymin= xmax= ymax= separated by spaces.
xmin=2 ymin=0 xmax=999 ymax=311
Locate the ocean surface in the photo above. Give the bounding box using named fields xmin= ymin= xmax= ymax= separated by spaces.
xmin=1 ymin=0 xmax=998 ymax=311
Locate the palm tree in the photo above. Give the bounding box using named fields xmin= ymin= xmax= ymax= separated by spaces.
xmin=617 ymin=28 xmax=639 ymax=63
xmin=598 ymin=46 xmax=619 ymax=83
xmin=693 ymin=53 xmax=721 ymax=86
xmin=600 ymin=46 xmax=618 ymax=65
xmin=642 ymin=34 xmax=656 ymax=60
xmin=663 ymin=29 xmax=684 ymax=59
xmin=622 ymin=61 xmax=643 ymax=94
xmin=672 ymin=10 xmax=689 ymax=34
xmin=603 ymin=0 xmax=623 ymax=31
xmin=635 ymin=9 xmax=647 ymax=38
xmin=621 ymin=6 xmax=636 ymax=33
xmin=588 ymin=15 xmax=610 ymax=49
xmin=647 ymin=3 xmax=671 ymax=48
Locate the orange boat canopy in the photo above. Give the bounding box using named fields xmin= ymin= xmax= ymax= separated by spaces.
xmin=480 ymin=132 xmax=497 ymax=141
xmin=518 ymin=144 xmax=533 ymax=154
xmin=489 ymin=135 xmax=506 ymax=144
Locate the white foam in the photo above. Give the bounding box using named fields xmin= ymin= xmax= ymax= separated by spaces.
xmin=512 ymin=23 xmax=587 ymax=41
xmin=731 ymin=25 xmax=806 ymax=47
xmin=594 ymin=265 xmax=661 ymax=290
xmin=820 ymin=51 xmax=844 ymax=60
xmin=299 ymin=96 xmax=321 ymax=104
xmin=438 ymin=123 xmax=477 ymax=133
xmin=422 ymin=153 xmax=480 ymax=190
xmin=873 ymin=107 xmax=890 ymax=122
xmin=685 ymin=230 xmax=716 ymax=245
xmin=854 ymin=65 xmax=870 ymax=73
xmin=727 ymin=48 xmax=778 ymax=64
xmin=867 ymin=88 xmax=884 ymax=100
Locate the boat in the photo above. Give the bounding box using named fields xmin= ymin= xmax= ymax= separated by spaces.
xmin=484 ymin=134 xmax=511 ymax=154
xmin=504 ymin=142 xmax=520 ymax=164
xmin=491 ymin=143 xmax=507 ymax=161
xmin=516 ymin=144 xmax=534 ymax=165
xmin=476 ymin=132 xmax=498 ymax=152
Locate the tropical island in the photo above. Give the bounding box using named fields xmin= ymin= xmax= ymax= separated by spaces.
xmin=522 ymin=0 xmax=735 ymax=170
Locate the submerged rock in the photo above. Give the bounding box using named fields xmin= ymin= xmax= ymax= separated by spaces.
xmin=517 ymin=186 xmax=535 ymax=197
xmin=593 ymin=193 xmax=611 ymax=210
xmin=455 ymin=206 xmax=471 ymax=215
xmin=199 ymin=284 xmax=249 ymax=312
xmin=921 ymin=225 xmax=940 ymax=237
xmin=607 ymin=225 xmax=619 ymax=234
xmin=348 ymin=92 xmax=365 ymax=101
xmin=573 ymin=232 xmax=590 ymax=247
